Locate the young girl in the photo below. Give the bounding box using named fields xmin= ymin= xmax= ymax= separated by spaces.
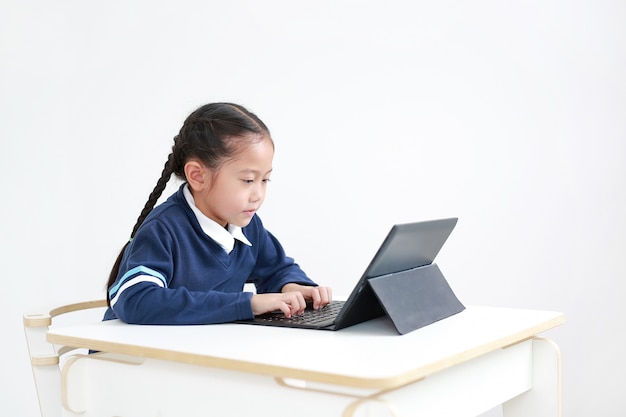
xmin=104 ymin=102 xmax=332 ymax=325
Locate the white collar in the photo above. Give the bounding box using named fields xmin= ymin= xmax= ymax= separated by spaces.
xmin=183 ymin=185 xmax=252 ymax=254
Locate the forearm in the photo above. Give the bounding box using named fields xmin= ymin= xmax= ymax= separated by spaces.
xmin=111 ymin=283 xmax=255 ymax=325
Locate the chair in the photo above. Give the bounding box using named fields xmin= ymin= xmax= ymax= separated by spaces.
xmin=23 ymin=300 xmax=108 ymax=417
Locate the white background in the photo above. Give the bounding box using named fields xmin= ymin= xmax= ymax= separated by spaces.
xmin=1 ymin=1 xmax=625 ymax=416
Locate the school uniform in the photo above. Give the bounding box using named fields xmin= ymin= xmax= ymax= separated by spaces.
xmin=104 ymin=184 xmax=316 ymax=325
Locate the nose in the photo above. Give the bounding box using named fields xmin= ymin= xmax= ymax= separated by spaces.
xmin=250 ymin=183 xmax=265 ymax=203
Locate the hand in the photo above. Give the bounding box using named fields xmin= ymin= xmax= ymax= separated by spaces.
xmin=281 ymin=283 xmax=333 ymax=310
xmin=250 ymin=292 xmax=307 ymax=318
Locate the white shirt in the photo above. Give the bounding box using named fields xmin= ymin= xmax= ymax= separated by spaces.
xmin=182 ymin=185 xmax=252 ymax=254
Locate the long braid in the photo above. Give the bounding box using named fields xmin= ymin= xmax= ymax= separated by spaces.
xmin=130 ymin=153 xmax=174 ymax=238
xmin=105 ymin=152 xmax=174 ymax=304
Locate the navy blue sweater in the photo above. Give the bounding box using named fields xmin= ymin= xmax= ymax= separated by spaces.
xmin=104 ymin=185 xmax=316 ymax=325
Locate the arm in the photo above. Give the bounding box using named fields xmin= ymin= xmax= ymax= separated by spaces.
xmin=108 ymin=219 xmax=255 ymax=325
xmin=110 ymin=281 xmax=254 ymax=325
xmin=247 ymin=218 xmax=332 ymax=313
xmin=247 ymin=222 xmax=317 ymax=293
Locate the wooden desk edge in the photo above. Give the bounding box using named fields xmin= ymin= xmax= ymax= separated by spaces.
xmin=48 ymin=312 xmax=565 ymax=390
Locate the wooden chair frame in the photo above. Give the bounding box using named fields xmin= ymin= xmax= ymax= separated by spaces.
xmin=23 ymin=300 xmax=108 ymax=417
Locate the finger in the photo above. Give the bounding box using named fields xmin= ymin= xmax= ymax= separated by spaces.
xmin=310 ymin=287 xmax=322 ymax=310
xmin=293 ymin=292 xmax=306 ymax=315
xmin=313 ymin=287 xmax=330 ymax=308
xmin=279 ymin=302 xmax=293 ymax=318
xmin=320 ymin=286 xmax=332 ymax=306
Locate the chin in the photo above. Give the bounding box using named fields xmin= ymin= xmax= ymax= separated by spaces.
xmin=234 ymin=218 xmax=253 ymax=228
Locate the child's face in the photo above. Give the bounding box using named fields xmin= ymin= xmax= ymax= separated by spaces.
xmin=196 ymin=135 xmax=274 ymax=227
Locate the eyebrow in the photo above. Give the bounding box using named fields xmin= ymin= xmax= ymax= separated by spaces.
xmin=238 ymin=168 xmax=273 ymax=176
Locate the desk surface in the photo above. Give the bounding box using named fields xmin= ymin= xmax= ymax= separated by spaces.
xmin=47 ymin=306 xmax=564 ymax=389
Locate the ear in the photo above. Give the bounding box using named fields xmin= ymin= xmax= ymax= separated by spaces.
xmin=184 ymin=160 xmax=209 ymax=192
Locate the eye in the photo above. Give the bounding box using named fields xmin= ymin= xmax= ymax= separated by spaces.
xmin=262 ymin=178 xmax=271 ymax=184
xmin=242 ymin=179 xmax=255 ymax=184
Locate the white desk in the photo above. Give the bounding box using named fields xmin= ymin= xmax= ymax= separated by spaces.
xmin=47 ymin=306 xmax=564 ymax=417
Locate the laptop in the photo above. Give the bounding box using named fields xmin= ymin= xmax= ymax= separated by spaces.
xmin=237 ymin=217 xmax=459 ymax=331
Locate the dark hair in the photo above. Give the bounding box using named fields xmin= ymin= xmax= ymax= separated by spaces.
xmin=106 ymin=103 xmax=271 ymax=304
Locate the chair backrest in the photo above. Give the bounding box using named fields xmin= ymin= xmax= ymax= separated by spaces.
xmin=23 ymin=300 xmax=108 ymax=417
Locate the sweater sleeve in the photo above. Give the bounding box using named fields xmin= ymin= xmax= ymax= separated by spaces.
xmin=109 ymin=281 xmax=254 ymax=325
xmin=248 ymin=218 xmax=318 ymax=294
xmin=107 ymin=219 xmax=255 ymax=325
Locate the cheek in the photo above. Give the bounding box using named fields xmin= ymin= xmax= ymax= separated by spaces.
xmin=223 ymin=186 xmax=248 ymax=205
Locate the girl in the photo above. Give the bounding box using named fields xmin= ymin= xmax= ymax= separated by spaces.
xmin=104 ymin=102 xmax=332 ymax=325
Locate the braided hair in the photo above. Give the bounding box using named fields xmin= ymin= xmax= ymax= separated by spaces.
xmin=106 ymin=103 xmax=271 ymax=303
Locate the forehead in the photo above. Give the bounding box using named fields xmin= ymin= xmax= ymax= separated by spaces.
xmin=225 ymin=135 xmax=274 ymax=172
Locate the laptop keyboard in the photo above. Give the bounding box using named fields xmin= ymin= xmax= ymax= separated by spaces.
xmin=256 ymin=300 xmax=345 ymax=326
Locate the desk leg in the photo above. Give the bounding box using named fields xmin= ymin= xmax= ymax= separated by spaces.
xmin=502 ymin=338 xmax=562 ymax=417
